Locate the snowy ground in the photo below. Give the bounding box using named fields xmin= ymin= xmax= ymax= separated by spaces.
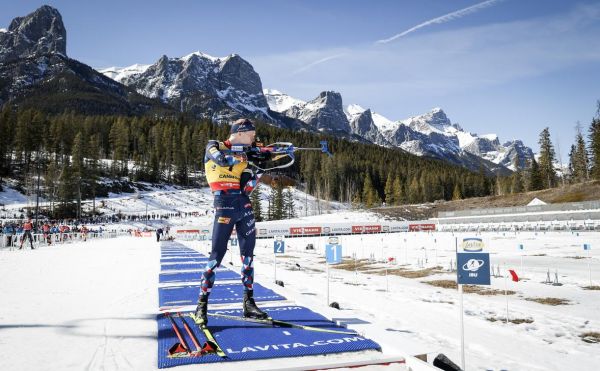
xmin=1 ymin=228 xmax=598 ymax=370
xmin=245 ymin=231 xmax=600 ymax=370
xmin=0 ymin=182 xmax=348 ymax=222
xmin=1 ymin=182 xmax=599 ymax=370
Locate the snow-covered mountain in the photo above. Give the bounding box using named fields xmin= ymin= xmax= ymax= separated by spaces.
xmin=0 ymin=5 xmax=171 ymax=115
xmin=264 ymin=90 xmax=534 ymax=173
xmin=2 ymin=5 xmax=532 ymax=176
xmin=100 ymin=51 xmax=274 ymax=123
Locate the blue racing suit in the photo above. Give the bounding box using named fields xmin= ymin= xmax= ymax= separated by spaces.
xmin=199 ymin=140 xmax=266 ymax=297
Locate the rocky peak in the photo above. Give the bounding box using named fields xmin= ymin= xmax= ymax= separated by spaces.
xmin=284 ymin=91 xmax=350 ymax=133
xmin=0 ymin=5 xmax=66 ymax=63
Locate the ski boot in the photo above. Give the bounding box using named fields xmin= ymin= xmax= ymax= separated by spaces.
xmin=243 ymin=290 xmax=269 ymax=320
xmin=193 ymin=294 xmax=208 ymax=325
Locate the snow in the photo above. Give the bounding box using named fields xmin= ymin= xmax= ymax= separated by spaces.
xmin=454 ymin=130 xmax=477 ymax=148
xmin=99 ymin=63 xmax=151 ymax=82
xmin=481 ymin=134 xmax=498 ymax=142
xmin=2 ymin=178 xmax=600 ymax=370
xmin=1 ymin=220 xmax=599 ymax=370
xmin=0 ymin=182 xmax=29 ymax=205
xmin=0 ymin=28 xmax=7 ymax=33
xmin=181 ymin=50 xmax=220 ymax=62
xmin=263 ymin=89 xmax=307 ymax=113
xmin=344 ymin=103 xmax=366 ymax=119
xmin=528 ymin=198 xmax=548 ymax=206
xmin=372 ymin=111 xmax=398 ymax=133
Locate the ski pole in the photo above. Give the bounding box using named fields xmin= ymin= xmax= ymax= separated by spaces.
xmin=177 ymin=312 xmax=202 ymax=352
xmin=165 ymin=312 xmax=190 ymax=356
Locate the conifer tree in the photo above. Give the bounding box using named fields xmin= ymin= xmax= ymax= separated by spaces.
xmin=384 ymin=174 xmax=394 ymax=205
xmin=528 ymin=158 xmax=544 ymax=191
xmin=538 ymin=127 xmax=557 ymax=188
xmin=392 ymin=176 xmax=403 ymax=205
xmin=250 ymin=184 xmax=263 ymax=222
xmin=569 ymin=126 xmax=589 ymax=182
xmin=452 ymin=183 xmax=462 ymax=200
xmin=284 ymin=188 xmax=296 ymax=218
xmin=588 ymin=102 xmax=600 ymax=180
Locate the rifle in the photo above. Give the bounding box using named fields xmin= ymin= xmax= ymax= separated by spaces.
xmin=225 ymin=140 xmax=333 ymax=171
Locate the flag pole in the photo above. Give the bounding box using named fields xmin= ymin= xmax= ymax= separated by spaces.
xmin=505 ymin=263 xmax=509 ymax=324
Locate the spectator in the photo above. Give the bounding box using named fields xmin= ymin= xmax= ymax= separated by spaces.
xmin=3 ymin=223 xmax=14 ymax=247
xmin=156 ymin=227 xmax=163 ymax=242
xmin=20 ymin=219 xmax=34 ymax=250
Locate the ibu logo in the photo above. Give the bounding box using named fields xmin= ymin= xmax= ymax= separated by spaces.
xmin=462 ymin=258 xmax=485 ymax=277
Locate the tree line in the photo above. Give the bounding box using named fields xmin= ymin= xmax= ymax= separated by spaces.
xmin=0 ymin=107 xmax=510 ymax=217
xmin=498 ymin=101 xmax=600 ymax=195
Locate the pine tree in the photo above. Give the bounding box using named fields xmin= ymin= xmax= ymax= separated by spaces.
xmin=384 ymin=175 xmax=394 ymax=205
xmin=284 ymin=188 xmax=296 ymax=218
xmin=362 ymin=173 xmax=379 ymax=208
xmin=452 ymin=183 xmax=462 ymax=200
xmin=250 ymin=183 xmax=263 ymax=222
xmin=528 ymin=158 xmax=544 ymax=191
xmin=408 ymin=176 xmax=421 ymax=204
xmin=588 ymin=102 xmax=600 ymax=180
xmin=511 ymin=155 xmax=523 ymax=193
xmin=570 ymin=126 xmax=589 ymax=182
xmin=537 ymin=127 xmax=557 ymax=189
xmin=274 ymin=181 xmax=285 ymax=220
xmin=392 ymin=176 xmax=403 ymax=205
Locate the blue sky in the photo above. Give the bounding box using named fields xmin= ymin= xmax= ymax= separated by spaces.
xmin=2 ymin=0 xmax=600 ymax=160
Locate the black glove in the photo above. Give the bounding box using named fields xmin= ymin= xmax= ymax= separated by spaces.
xmin=247 ymin=150 xmax=272 ymax=163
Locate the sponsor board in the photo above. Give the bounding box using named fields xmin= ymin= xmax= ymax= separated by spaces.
xmin=408 ymin=223 xmax=436 ymax=231
xmin=176 ymin=229 xmax=200 ymax=234
xmin=289 ymin=226 xmax=322 ymax=235
xmin=462 ymin=237 xmax=485 ymax=252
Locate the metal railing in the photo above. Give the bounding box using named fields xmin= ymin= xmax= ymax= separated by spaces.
xmin=0 ymin=230 xmax=130 ymax=250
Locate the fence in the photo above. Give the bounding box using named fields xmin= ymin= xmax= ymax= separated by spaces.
xmin=0 ymin=230 xmax=130 ymax=250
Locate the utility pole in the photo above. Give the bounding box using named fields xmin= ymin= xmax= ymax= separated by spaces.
xmin=34 ymin=151 xmax=41 ymax=229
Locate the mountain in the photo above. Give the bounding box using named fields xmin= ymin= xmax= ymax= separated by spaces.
xmin=0 ymin=6 xmax=172 ymax=115
xmin=99 ymin=53 xmax=312 ymax=131
xmin=2 ymin=5 xmax=532 ymax=176
xmin=264 ymin=90 xmax=534 ymax=174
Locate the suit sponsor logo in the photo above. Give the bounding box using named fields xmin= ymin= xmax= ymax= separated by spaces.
xmin=219 ymin=174 xmax=238 ymax=179
xmin=218 ymin=217 xmax=231 ymax=224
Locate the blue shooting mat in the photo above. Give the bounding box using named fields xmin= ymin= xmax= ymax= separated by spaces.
xmin=160 ymin=257 xmax=208 ymax=264
xmin=159 ymin=270 xmax=240 ymax=284
xmin=158 ymin=283 xmax=286 ymax=307
xmin=160 ymin=253 xmax=204 ymax=258
xmin=156 ymin=306 xmax=381 ymax=368
xmin=161 ymin=263 xmax=209 ymax=272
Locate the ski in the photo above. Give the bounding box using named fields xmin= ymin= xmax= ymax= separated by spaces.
xmin=189 ymin=313 xmax=227 ymax=359
xmin=204 ymin=313 xmax=358 ymax=335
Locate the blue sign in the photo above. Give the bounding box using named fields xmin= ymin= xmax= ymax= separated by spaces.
xmin=231 ymin=238 xmax=238 ymax=246
xmin=457 ymin=252 xmax=491 ymax=285
xmin=326 ymin=244 xmax=342 ymax=264
xmin=274 ymin=240 xmax=285 ymax=254
xmin=584 ymin=243 xmax=591 ymax=251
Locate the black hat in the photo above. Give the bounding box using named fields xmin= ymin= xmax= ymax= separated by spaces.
xmin=230 ymin=118 xmax=256 ymax=133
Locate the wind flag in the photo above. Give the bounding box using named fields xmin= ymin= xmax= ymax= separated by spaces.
xmin=508 ymin=269 xmax=519 ymax=282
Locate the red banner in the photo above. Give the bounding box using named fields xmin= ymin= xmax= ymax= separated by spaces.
xmin=364 ymin=225 xmax=382 ymax=233
xmin=408 ymin=224 xmax=436 ymax=231
xmin=289 ymin=227 xmax=322 ymax=235
xmin=176 ymin=229 xmax=200 ymax=233
xmin=352 ymin=226 xmax=364 ymax=233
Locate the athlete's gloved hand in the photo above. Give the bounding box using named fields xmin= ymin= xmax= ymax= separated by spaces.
xmin=247 ymin=150 xmax=272 ymax=163
xmin=225 ymin=155 xmax=240 ymax=166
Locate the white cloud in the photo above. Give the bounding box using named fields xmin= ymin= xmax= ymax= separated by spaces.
xmin=291 ymin=53 xmax=347 ymax=75
xmin=375 ymin=0 xmax=505 ymax=44
xmin=251 ymin=3 xmax=600 ymax=100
